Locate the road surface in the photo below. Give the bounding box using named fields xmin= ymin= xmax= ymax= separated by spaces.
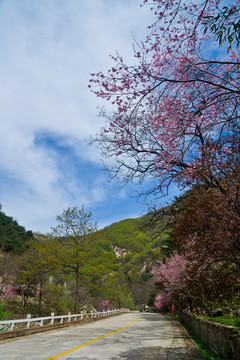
xmin=0 ymin=312 xmax=203 ymax=360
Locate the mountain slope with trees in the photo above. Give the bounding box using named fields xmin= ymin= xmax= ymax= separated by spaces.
xmin=0 ymin=205 xmax=33 ymax=254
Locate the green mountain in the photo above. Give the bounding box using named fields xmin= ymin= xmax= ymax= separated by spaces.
xmin=103 ymin=208 xmax=173 ymax=277
xmin=0 ymin=205 xmax=33 ymax=254
xmin=100 ymin=209 xmax=173 ymax=308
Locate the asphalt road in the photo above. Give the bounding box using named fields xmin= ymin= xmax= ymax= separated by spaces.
xmin=0 ymin=312 xmax=203 ymax=360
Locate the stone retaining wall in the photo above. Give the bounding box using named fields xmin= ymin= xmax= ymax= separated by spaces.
xmin=180 ymin=312 xmax=240 ymax=359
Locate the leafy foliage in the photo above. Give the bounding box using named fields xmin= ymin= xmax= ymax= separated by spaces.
xmin=13 ymin=237 xmax=58 ymax=316
xmin=0 ymin=301 xmax=9 ymax=321
xmin=203 ymin=4 xmax=240 ymax=49
xmin=100 ymin=272 xmax=136 ymax=310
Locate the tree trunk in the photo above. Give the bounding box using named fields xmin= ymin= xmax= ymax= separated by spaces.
xmin=187 ymin=298 xmax=193 ymax=312
xmin=38 ymin=280 xmax=43 ymax=317
xmin=0 ymin=280 xmax=4 ymax=296
xmin=75 ymin=268 xmax=79 ymax=313
xmin=22 ymin=293 xmax=29 ymax=317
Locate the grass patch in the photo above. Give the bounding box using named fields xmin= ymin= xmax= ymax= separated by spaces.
xmin=182 ymin=322 xmax=228 ymax=360
xmin=199 ymin=314 xmax=240 ymax=329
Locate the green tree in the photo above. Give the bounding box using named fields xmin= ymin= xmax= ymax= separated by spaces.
xmin=37 ymin=282 xmax=74 ymax=316
xmin=102 ymin=272 xmax=135 ymax=310
xmin=14 ymin=237 xmax=58 ymax=316
xmin=52 ymin=206 xmax=110 ymax=313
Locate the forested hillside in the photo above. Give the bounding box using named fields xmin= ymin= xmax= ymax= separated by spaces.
xmin=0 ymin=205 xmax=33 ymax=254
xmin=103 ymin=210 xmax=172 ymax=275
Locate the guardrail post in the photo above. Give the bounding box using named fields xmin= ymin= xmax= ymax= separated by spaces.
xmin=80 ymin=311 xmax=83 ymax=320
xmin=26 ymin=314 xmax=31 ymax=328
xmin=50 ymin=313 xmax=55 ymax=325
xmin=10 ymin=322 xmax=14 ymax=331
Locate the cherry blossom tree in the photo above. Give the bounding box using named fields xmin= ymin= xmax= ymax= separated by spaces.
xmin=152 ymin=187 xmax=240 ymax=313
xmin=90 ymin=0 xmax=240 ymax=205
xmin=152 ymin=244 xmax=239 ymax=315
xmin=154 ymin=293 xmax=169 ymax=312
xmin=172 ymin=185 xmax=240 ymax=312
xmin=152 ymin=252 xmax=188 ymax=308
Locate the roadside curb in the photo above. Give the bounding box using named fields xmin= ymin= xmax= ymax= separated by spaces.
xmin=164 ymin=315 xmax=204 ymax=359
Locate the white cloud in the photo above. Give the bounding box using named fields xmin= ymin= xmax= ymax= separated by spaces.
xmin=0 ymin=0 xmax=152 ymax=232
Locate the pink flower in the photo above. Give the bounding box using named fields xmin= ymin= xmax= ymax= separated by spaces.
xmin=4 ymin=284 xmax=17 ymax=301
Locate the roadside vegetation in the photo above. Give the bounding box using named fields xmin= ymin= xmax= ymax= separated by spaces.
xmin=199 ymin=314 xmax=240 ymax=329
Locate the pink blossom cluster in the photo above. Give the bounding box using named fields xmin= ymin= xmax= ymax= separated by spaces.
xmin=36 ymin=282 xmax=41 ymax=297
xmin=154 ymin=293 xmax=169 ymax=310
xmin=3 ymin=284 xmax=17 ymax=301
xmin=152 ymin=252 xmax=188 ymax=298
xmin=98 ymin=299 xmax=116 ymax=311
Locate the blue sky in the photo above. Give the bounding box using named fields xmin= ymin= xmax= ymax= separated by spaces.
xmin=0 ymin=0 xmax=177 ymax=233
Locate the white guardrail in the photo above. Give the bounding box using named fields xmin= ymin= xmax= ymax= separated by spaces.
xmin=0 ymin=309 xmax=123 ymax=332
